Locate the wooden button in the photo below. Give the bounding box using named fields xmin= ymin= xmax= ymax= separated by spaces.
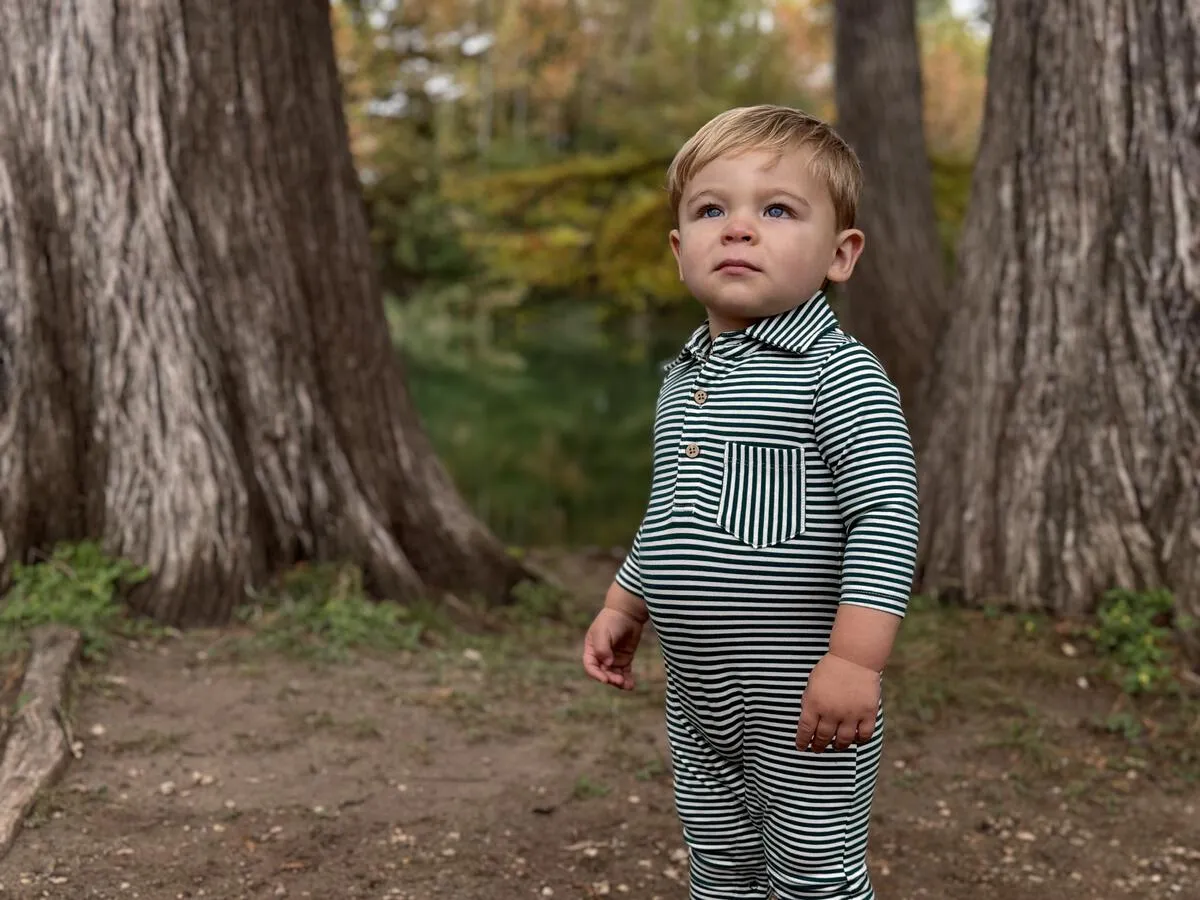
xmin=684 ymin=443 xmax=700 ymax=458
xmin=693 ymin=389 xmax=708 ymax=405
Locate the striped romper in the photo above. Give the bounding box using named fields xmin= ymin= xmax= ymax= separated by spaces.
xmin=615 ymin=292 xmax=919 ymax=900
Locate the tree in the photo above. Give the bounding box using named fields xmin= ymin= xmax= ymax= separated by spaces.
xmin=0 ymin=1 xmax=529 ymax=626
xmin=833 ymin=0 xmax=950 ymax=420
xmin=917 ymin=1 xmax=1200 ymax=635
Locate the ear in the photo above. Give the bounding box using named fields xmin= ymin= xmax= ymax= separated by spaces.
xmin=825 ymin=228 xmax=865 ymax=284
xmin=669 ymin=229 xmax=684 ymax=281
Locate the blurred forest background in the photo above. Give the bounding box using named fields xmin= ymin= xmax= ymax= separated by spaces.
xmin=334 ymin=0 xmax=987 ymax=546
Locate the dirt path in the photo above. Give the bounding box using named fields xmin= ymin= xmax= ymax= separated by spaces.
xmin=1 ymin=555 xmax=1197 ymax=899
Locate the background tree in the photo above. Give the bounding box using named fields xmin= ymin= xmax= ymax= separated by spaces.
xmin=917 ymin=1 xmax=1200 ymax=639
xmin=833 ymin=0 xmax=949 ymax=416
xmin=0 ymin=1 xmax=528 ymax=626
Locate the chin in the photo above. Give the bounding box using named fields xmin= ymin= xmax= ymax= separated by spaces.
xmin=705 ymin=296 xmax=791 ymax=320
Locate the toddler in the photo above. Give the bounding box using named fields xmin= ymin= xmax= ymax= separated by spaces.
xmin=582 ymin=105 xmax=920 ymax=900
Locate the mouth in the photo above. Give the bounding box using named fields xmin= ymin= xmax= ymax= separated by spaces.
xmin=715 ymin=258 xmax=761 ymax=273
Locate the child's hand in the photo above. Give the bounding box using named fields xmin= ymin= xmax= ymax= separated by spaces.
xmin=583 ymin=607 xmax=644 ymax=691
xmin=795 ymin=653 xmax=881 ymax=753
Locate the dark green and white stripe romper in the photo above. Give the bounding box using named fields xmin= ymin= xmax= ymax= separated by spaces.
xmin=615 ymin=292 xmax=919 ymax=900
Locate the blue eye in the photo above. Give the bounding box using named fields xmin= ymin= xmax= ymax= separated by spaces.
xmin=699 ymin=205 xmax=723 ymax=218
xmin=765 ymin=204 xmax=792 ymax=218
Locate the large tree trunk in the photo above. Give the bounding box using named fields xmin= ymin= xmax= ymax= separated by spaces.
xmin=918 ymin=1 xmax=1200 ymax=635
xmin=833 ymin=0 xmax=949 ymax=420
xmin=0 ymin=1 xmax=529 ymax=626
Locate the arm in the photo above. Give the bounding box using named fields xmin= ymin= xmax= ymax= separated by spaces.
xmin=817 ymin=340 xmax=919 ymax=655
xmin=581 ymin=535 xmax=649 ymax=690
xmin=797 ymin=341 xmax=920 ymax=751
xmin=611 ymin=527 xmax=649 ymax=622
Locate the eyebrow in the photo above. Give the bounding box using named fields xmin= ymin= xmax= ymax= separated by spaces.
xmin=685 ymin=188 xmax=812 ymax=210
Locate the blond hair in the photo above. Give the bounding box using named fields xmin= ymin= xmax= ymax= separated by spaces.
xmin=666 ymin=105 xmax=862 ymax=230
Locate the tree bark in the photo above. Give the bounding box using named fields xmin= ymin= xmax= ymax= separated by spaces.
xmin=833 ymin=0 xmax=949 ymax=421
xmin=0 ymin=1 xmax=529 ymax=626
xmin=918 ymin=1 xmax=1200 ymax=635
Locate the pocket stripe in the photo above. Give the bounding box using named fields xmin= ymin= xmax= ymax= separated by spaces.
xmin=717 ymin=443 xmax=804 ymax=548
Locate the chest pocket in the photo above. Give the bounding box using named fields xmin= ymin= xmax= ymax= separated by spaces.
xmin=716 ymin=442 xmax=806 ymax=548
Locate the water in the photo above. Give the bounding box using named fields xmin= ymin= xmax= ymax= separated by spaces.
xmin=402 ymin=306 xmax=694 ymax=548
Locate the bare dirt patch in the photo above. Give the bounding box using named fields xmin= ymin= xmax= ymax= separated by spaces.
xmin=1 ymin=552 xmax=1197 ymax=899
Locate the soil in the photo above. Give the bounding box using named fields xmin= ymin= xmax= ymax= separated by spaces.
xmin=1 ymin=553 xmax=1197 ymax=900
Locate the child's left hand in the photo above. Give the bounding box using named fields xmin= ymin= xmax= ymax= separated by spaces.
xmin=795 ymin=653 xmax=881 ymax=753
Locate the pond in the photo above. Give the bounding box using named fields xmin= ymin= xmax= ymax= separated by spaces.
xmin=398 ymin=303 xmax=696 ymax=549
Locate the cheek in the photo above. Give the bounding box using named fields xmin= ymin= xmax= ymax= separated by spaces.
xmin=677 ymin=244 xmax=704 ymax=276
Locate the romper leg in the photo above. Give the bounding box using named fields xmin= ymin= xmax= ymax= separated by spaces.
xmin=667 ymin=714 xmax=770 ymax=900
xmin=754 ymin=716 xmax=884 ymax=900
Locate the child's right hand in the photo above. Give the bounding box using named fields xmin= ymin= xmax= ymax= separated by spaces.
xmin=583 ymin=607 xmax=644 ymax=691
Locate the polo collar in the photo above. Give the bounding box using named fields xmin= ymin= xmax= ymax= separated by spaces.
xmin=670 ymin=290 xmax=837 ymax=369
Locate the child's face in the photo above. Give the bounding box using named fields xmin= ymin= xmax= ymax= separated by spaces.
xmin=669 ymin=147 xmax=864 ymax=335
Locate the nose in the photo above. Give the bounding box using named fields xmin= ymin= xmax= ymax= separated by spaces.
xmin=721 ymin=218 xmax=756 ymax=244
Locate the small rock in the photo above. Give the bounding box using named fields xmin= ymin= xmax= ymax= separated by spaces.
xmin=89 ymin=724 xmax=106 ymax=737
xmin=159 ymin=781 xmax=177 ymax=796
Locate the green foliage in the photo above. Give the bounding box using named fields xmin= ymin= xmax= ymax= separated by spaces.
xmin=447 ymin=152 xmax=686 ymax=313
xmin=1089 ymin=588 xmax=1184 ymax=695
xmin=237 ymin=563 xmax=426 ymax=662
xmin=0 ymin=542 xmax=151 ymax=662
xmin=337 ymin=0 xmax=995 ymax=318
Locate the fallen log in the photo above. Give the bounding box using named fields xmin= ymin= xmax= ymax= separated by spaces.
xmin=0 ymin=626 xmax=82 ymax=859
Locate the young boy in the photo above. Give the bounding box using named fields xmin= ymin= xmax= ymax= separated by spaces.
xmin=582 ymin=105 xmax=920 ymax=900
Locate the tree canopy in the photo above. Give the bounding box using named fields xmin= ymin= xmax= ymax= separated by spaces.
xmin=334 ymin=0 xmax=988 ymax=318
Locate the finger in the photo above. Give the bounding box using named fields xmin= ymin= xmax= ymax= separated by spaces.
xmin=856 ymin=715 xmax=876 ymax=743
xmin=810 ymin=718 xmax=839 ymax=754
xmin=582 ymin=653 xmax=613 ymax=685
xmin=582 ymin=640 xmax=617 ymax=685
xmin=795 ymin=704 xmax=819 ymax=750
xmin=587 ymin=631 xmax=614 ymax=667
xmin=833 ymin=721 xmax=857 ymax=751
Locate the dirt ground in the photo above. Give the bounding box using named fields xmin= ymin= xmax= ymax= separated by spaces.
xmin=1 ymin=553 xmax=1198 ymax=900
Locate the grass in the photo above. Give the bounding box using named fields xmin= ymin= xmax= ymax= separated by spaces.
xmin=0 ymin=542 xmax=159 ymax=663
xmin=231 ymin=563 xmax=429 ymax=662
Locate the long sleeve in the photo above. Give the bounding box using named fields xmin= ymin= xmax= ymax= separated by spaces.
xmin=613 ymin=524 xmax=645 ymax=597
xmin=813 ymin=341 xmax=920 ymax=618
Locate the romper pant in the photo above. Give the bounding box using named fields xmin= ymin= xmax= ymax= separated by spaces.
xmin=655 ymin=607 xmax=883 ymax=900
